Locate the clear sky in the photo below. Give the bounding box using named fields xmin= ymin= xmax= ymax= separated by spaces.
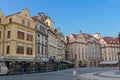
xmin=0 ymin=0 xmax=120 ymax=37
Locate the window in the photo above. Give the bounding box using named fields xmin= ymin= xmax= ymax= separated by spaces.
xmin=17 ymin=31 xmax=24 ymax=40
xmin=0 ymin=18 xmax=1 ymax=23
xmin=9 ymin=18 xmax=12 ymax=23
xmin=22 ymin=19 xmax=25 ymax=25
xmin=41 ymin=18 xmax=44 ymax=22
xmin=25 ymin=14 xmax=27 ymax=17
xmin=28 ymin=22 xmax=30 ymax=27
xmin=27 ymin=33 xmax=33 ymax=41
xmin=45 ymin=47 xmax=47 ymax=54
xmin=0 ymin=31 xmax=1 ymax=39
xmin=7 ymin=31 xmax=11 ymax=39
xmin=46 ymin=22 xmax=48 ymax=25
xmin=37 ymin=34 xmax=40 ymax=42
xmin=7 ymin=46 xmax=10 ymax=54
xmin=16 ymin=46 xmax=24 ymax=54
xmin=26 ymin=47 xmax=32 ymax=55
xmin=38 ymin=46 xmax=40 ymax=53
xmin=40 ymin=26 xmax=46 ymax=33
xmin=41 ymin=46 xmax=43 ymax=54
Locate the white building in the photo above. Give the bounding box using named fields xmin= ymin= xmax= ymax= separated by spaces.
xmin=32 ymin=13 xmax=48 ymax=61
xmin=93 ymin=33 xmax=119 ymax=66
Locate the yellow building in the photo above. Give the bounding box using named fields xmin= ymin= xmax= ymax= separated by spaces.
xmin=0 ymin=9 xmax=36 ymax=61
xmin=0 ymin=9 xmax=37 ymax=73
xmin=0 ymin=10 xmax=6 ymax=60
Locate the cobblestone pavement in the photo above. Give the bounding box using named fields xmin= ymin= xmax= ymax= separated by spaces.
xmin=79 ymin=69 xmax=120 ymax=80
xmin=0 ymin=67 xmax=118 ymax=80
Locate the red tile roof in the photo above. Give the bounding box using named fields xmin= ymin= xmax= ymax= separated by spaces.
xmin=103 ymin=37 xmax=119 ymax=44
xmin=32 ymin=16 xmax=38 ymax=22
xmin=84 ymin=34 xmax=91 ymax=39
xmin=71 ymin=34 xmax=78 ymax=38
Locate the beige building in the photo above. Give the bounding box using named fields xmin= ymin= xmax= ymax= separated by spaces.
xmin=46 ymin=17 xmax=66 ymax=61
xmin=46 ymin=17 xmax=57 ymax=60
xmin=0 ymin=10 xmax=6 ymax=60
xmin=66 ymin=31 xmax=102 ymax=67
xmin=0 ymin=9 xmax=37 ymax=73
xmin=54 ymin=28 xmax=66 ymax=60
xmin=0 ymin=9 xmax=36 ymax=61
xmin=66 ymin=31 xmax=88 ymax=67
xmin=85 ymin=34 xmax=101 ymax=67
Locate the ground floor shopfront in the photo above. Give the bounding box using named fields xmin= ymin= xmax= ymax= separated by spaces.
xmin=99 ymin=61 xmax=118 ymax=67
xmin=75 ymin=59 xmax=101 ymax=67
xmin=0 ymin=58 xmax=74 ymax=75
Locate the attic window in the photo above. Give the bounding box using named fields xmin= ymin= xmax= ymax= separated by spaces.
xmin=46 ymin=22 xmax=48 ymax=25
xmin=9 ymin=18 xmax=12 ymax=23
xmin=25 ymin=14 xmax=27 ymax=17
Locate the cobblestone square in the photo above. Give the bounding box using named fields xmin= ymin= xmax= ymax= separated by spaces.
xmin=0 ymin=68 xmax=120 ymax=80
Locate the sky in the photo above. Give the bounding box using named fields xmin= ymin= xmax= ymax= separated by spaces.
xmin=0 ymin=0 xmax=120 ymax=37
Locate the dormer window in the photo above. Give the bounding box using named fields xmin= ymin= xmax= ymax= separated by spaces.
xmin=9 ymin=18 xmax=12 ymax=23
xmin=22 ymin=19 xmax=25 ymax=25
xmin=46 ymin=22 xmax=48 ymax=25
xmin=25 ymin=14 xmax=27 ymax=17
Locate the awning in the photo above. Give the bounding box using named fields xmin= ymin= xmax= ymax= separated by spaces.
xmin=61 ymin=60 xmax=73 ymax=64
xmin=99 ymin=61 xmax=118 ymax=65
xmin=0 ymin=56 xmax=4 ymax=59
xmin=0 ymin=56 xmax=4 ymax=61
xmin=41 ymin=58 xmax=49 ymax=62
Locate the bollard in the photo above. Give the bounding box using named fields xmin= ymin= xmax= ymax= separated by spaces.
xmin=73 ymin=71 xmax=81 ymax=80
xmin=73 ymin=70 xmax=77 ymax=77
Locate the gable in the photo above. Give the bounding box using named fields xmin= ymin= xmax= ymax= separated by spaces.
xmin=17 ymin=8 xmax=34 ymax=22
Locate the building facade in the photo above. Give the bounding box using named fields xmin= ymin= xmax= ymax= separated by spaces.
xmin=54 ymin=28 xmax=66 ymax=60
xmin=66 ymin=31 xmax=88 ymax=67
xmin=0 ymin=10 xmax=6 ymax=60
xmin=93 ymin=33 xmax=119 ymax=66
xmin=66 ymin=31 xmax=102 ymax=67
xmin=0 ymin=9 xmax=36 ymax=73
xmin=46 ymin=17 xmax=57 ymax=60
xmin=32 ymin=13 xmax=48 ymax=61
xmin=0 ymin=8 xmax=69 ymax=74
xmin=85 ymin=34 xmax=101 ymax=67
xmin=46 ymin=17 xmax=66 ymax=61
xmin=4 ymin=9 xmax=36 ymax=61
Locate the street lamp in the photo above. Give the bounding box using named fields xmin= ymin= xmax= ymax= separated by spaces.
xmin=117 ymin=33 xmax=120 ymax=70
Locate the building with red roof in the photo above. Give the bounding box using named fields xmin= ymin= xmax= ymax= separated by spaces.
xmin=93 ymin=33 xmax=119 ymax=67
xmin=66 ymin=31 xmax=101 ymax=67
